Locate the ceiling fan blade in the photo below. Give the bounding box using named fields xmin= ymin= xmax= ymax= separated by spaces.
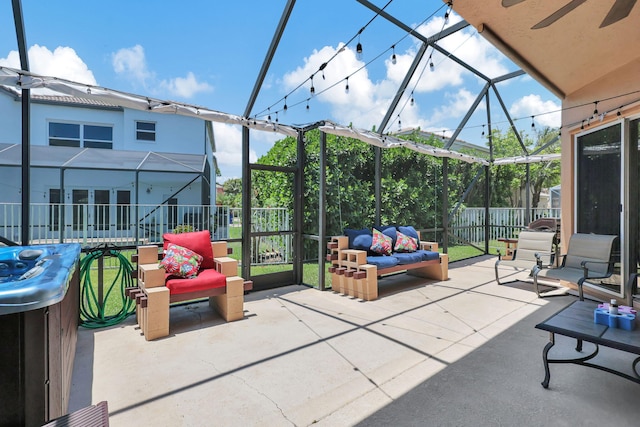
xmin=600 ymin=0 xmax=637 ymax=28
xmin=532 ymin=0 xmax=587 ymax=29
xmin=502 ymin=0 xmax=526 ymax=7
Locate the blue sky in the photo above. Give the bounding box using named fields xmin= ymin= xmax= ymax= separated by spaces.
xmin=0 ymin=0 xmax=560 ymax=182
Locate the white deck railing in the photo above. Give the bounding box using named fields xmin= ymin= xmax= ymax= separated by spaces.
xmin=0 ymin=203 xmax=231 ymax=246
xmin=0 ymin=203 xmax=294 ymax=266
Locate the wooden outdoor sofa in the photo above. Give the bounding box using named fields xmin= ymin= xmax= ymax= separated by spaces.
xmin=129 ymin=230 xmax=252 ymax=340
xmin=326 ymin=226 xmax=448 ymax=300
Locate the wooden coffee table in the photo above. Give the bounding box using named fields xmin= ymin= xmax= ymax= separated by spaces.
xmin=535 ymin=300 xmax=640 ymax=388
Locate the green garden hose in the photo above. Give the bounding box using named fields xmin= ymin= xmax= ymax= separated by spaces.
xmin=79 ymin=245 xmax=136 ymax=328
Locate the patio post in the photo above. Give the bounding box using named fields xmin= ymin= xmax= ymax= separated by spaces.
xmin=525 ymin=163 xmax=531 ymax=224
xmin=13 ymin=0 xmax=30 ymax=245
xmin=442 ymin=158 xmax=448 ymax=253
xmin=294 ymin=130 xmax=304 ymax=284
xmin=318 ymin=131 xmax=327 ymax=290
xmin=241 ymin=126 xmax=251 ymax=282
xmin=485 ymin=165 xmax=490 ymax=254
xmin=375 ymin=147 xmax=381 ymax=224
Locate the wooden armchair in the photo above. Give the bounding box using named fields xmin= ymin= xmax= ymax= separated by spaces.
xmin=129 ymin=230 xmax=252 ymax=340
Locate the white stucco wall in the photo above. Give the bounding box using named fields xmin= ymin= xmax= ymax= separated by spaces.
xmin=0 ymin=90 xmax=210 ymax=207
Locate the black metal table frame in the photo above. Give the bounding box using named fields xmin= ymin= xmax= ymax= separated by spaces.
xmin=536 ymin=300 xmax=640 ymax=388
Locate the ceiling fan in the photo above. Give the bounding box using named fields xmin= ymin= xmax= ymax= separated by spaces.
xmin=501 ymin=0 xmax=637 ymax=29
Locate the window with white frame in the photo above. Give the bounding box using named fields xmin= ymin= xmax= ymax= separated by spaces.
xmin=48 ymin=122 xmax=113 ymax=149
xmin=49 ymin=122 xmax=80 ymax=147
xmin=136 ymin=121 xmax=156 ymax=141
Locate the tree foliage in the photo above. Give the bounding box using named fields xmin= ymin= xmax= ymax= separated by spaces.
xmin=250 ymin=127 xmax=560 ymax=237
xmin=217 ymin=178 xmax=242 ymax=207
xmin=487 ymin=127 xmax=561 ymax=207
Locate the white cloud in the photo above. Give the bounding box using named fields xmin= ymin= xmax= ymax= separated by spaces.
xmin=112 ymin=45 xmax=212 ymax=99
xmin=510 ymin=94 xmax=561 ymax=128
xmin=275 ymin=12 xmax=513 ymax=133
xmin=0 ymin=44 xmax=97 ymax=85
xmin=281 ymin=44 xmax=399 ymax=131
xmin=112 ymin=45 xmax=151 ymax=85
xmin=429 ymin=88 xmax=479 ymax=125
xmin=159 ymin=72 xmax=212 ymax=98
xmin=212 ymin=123 xmax=258 ymax=167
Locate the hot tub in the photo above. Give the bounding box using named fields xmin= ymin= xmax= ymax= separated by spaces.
xmin=0 ymin=243 xmax=81 ymax=315
xmin=0 ymin=243 xmax=81 ymax=426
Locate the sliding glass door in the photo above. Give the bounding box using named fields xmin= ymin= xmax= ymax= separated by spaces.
xmin=575 ymin=117 xmax=640 ymax=299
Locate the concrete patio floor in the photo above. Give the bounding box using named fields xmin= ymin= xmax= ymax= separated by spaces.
xmin=69 ymin=256 xmax=640 ymax=426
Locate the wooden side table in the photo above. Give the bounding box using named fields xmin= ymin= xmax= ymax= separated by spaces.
xmin=498 ymin=238 xmax=518 ymax=260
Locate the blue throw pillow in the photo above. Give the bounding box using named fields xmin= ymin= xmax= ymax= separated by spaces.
xmin=352 ymin=233 xmax=373 ymax=251
xmin=344 ymin=228 xmax=372 ymax=249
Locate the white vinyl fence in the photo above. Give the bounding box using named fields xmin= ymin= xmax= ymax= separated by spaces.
xmin=449 ymin=207 xmax=561 ymax=244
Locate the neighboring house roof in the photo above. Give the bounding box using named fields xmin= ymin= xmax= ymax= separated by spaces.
xmin=451 ymin=1 xmax=640 ymax=99
xmin=0 ymin=142 xmax=206 ymax=174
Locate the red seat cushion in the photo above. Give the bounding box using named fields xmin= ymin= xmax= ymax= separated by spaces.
xmin=163 ymin=230 xmax=214 ymax=269
xmin=165 ymin=268 xmax=226 ymax=295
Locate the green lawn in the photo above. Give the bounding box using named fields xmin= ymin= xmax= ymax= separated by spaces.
xmin=79 ymin=237 xmax=499 ymax=325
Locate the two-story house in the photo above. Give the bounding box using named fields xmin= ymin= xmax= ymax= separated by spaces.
xmin=0 ymin=86 xmax=220 ymax=244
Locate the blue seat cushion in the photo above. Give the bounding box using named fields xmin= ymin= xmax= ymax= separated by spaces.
xmin=415 ymin=250 xmax=440 ymax=261
xmin=391 ymin=250 xmax=439 ymax=265
xmin=366 ymin=255 xmax=399 ymax=269
xmin=392 ymin=251 xmax=425 ymax=265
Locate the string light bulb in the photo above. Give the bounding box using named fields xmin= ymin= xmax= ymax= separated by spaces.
xmin=306 ymin=99 xmax=310 ymax=111
xmin=531 ymin=116 xmax=535 ymax=128
xmin=391 ymin=45 xmax=397 ymax=65
xmin=283 ymin=96 xmax=288 ymax=112
xmin=429 ymin=54 xmax=434 ymax=71
xmin=356 ymin=31 xmax=363 ymax=60
xmin=319 ymin=62 xmax=327 ymax=80
xmin=593 ymin=100 xmax=599 ymax=116
xmin=267 ymin=108 xmax=271 ymax=122
xmin=345 ymin=77 xmax=349 ymax=94
xmin=617 ymin=107 xmax=622 ymax=116
xmin=310 ymin=75 xmax=315 ymax=96
xmin=481 ymin=124 xmax=485 ymax=137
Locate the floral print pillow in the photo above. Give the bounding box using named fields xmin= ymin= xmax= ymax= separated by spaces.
xmin=160 ymin=243 xmax=203 ymax=278
xmin=370 ymin=228 xmax=393 ymax=255
xmin=394 ymin=230 xmax=418 ymax=252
